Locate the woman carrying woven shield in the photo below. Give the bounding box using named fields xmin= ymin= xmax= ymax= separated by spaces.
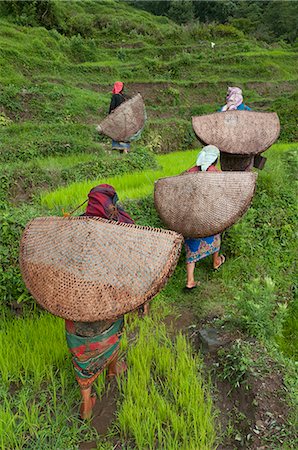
xmin=108 ymin=81 xmax=130 ymax=153
xmin=219 ymin=87 xmax=258 ymax=171
xmin=184 ymin=146 xmax=225 ymax=290
xmin=65 ymin=184 xmax=134 ymax=419
xmin=220 ymin=86 xmax=251 ymax=112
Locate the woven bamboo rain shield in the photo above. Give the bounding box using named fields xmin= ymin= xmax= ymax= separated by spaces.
xmin=192 ymin=111 xmax=280 ymax=154
xmin=154 ymin=172 xmax=257 ymax=238
xmin=20 ymin=217 xmax=183 ymax=322
xmin=98 ymin=94 xmax=145 ymax=141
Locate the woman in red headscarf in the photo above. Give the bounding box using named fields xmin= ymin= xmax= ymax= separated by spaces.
xmin=65 ymin=185 xmax=134 ymax=419
xmin=109 ymin=81 xmax=130 ymax=153
xmin=109 ymin=81 xmax=126 ymax=114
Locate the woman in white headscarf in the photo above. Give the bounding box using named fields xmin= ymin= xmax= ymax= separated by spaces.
xmin=184 ymin=145 xmax=225 ymax=290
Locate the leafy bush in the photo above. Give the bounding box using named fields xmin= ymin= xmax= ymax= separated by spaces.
xmin=0 ymin=123 xmax=102 ymax=163
xmin=217 ymin=340 xmax=253 ymax=390
xmin=143 ymin=120 xmax=196 ymax=153
xmin=0 ymin=0 xmax=61 ymax=29
xmin=68 ymin=34 xmax=97 ymax=62
xmin=276 ymin=293 xmax=298 ymax=360
xmin=232 ymin=277 xmax=287 ymax=341
xmin=0 ymin=207 xmax=41 ymax=307
xmin=0 ymin=112 xmax=12 ymax=126
xmin=209 ymin=23 xmax=244 ymax=39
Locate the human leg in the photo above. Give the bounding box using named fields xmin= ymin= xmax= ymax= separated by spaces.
xmin=142 ymin=302 xmax=149 ymax=315
xmin=80 ymin=386 xmax=96 ymax=420
xmin=107 ymin=351 xmax=127 ymax=378
xmin=186 ymin=262 xmax=200 ymax=289
xmin=213 ymin=252 xmax=225 ymax=270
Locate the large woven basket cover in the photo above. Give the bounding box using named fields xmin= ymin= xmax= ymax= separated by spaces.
xmin=192 ymin=111 xmax=280 ymax=155
xmin=20 ymin=217 xmax=183 ymax=321
xmin=154 ymin=172 xmax=257 ymax=238
xmin=98 ymin=93 xmax=145 ymax=141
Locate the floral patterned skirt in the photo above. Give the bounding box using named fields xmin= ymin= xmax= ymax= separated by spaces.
xmin=184 ymin=234 xmax=221 ymax=264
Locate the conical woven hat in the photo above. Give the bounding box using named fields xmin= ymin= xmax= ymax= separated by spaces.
xmin=98 ymin=94 xmax=145 ymax=141
xmin=192 ymin=111 xmax=280 ymax=155
xmin=20 ymin=217 xmax=183 ymax=321
xmin=154 ymin=172 xmax=257 ymax=238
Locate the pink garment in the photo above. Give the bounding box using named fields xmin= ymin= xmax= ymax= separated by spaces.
xmin=221 ymin=86 xmax=243 ymax=111
xmin=187 ymin=165 xmax=220 ymax=173
xmin=112 ymin=81 xmax=124 ymax=94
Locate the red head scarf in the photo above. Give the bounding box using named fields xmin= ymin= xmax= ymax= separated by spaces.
xmin=85 ymin=184 xmax=134 ymax=224
xmin=112 ymin=81 xmax=124 ymax=94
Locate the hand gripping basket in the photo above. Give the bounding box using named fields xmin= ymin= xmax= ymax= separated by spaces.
xmin=192 ymin=111 xmax=280 ymax=155
xmin=154 ymin=172 xmax=257 ymax=238
xmin=20 ymin=217 xmax=183 ymax=321
xmin=98 ymin=93 xmax=145 ymax=141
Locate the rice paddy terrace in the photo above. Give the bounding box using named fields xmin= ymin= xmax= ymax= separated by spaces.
xmin=0 ymin=1 xmax=297 ymax=449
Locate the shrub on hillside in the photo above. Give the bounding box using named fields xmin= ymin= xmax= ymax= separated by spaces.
xmin=0 ymin=207 xmax=40 ymax=308
xmin=270 ymin=93 xmax=298 ymax=142
xmin=0 ymin=0 xmax=61 ymax=29
xmin=232 ymin=277 xmax=287 ymax=341
xmin=209 ymin=23 xmax=244 ymax=39
xmin=143 ymin=120 xmax=196 ymax=153
xmin=68 ymin=34 xmax=97 ymax=62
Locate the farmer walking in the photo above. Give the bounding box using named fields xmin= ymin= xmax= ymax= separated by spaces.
xmin=183 ymin=145 xmax=225 ymax=290
xmin=220 ymin=86 xmax=251 ymax=112
xmin=219 ymin=86 xmax=262 ymax=171
xmin=108 ymin=81 xmax=130 ymax=153
xmin=65 ymin=184 xmax=134 ymax=419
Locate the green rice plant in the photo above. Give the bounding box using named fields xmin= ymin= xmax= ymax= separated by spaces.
xmin=94 ymin=371 xmax=106 ymax=399
xmin=0 ymin=312 xmax=97 ymax=449
xmin=117 ymin=316 xmax=216 ymax=449
xmin=0 ymin=313 xmax=68 ymax=387
xmin=0 ymin=398 xmax=19 ymax=450
xmin=40 ymin=149 xmax=198 ymax=212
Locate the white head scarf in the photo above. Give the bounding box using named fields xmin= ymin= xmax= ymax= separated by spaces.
xmin=196 ymin=145 xmax=220 ymax=171
xmin=221 ymin=86 xmax=243 ymax=111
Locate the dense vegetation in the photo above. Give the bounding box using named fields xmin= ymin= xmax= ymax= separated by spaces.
xmin=131 ymin=0 xmax=298 ymax=43
xmin=0 ymin=1 xmax=297 ymax=448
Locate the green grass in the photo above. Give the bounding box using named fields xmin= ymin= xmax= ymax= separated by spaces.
xmin=117 ymin=316 xmax=216 ymax=449
xmin=0 ymin=2 xmax=297 ymax=447
xmin=0 ymin=313 xmax=97 ymax=449
xmin=0 ymin=1 xmax=297 ymax=157
xmin=40 ymin=149 xmax=198 ymax=212
xmin=0 ymin=305 xmax=216 ymax=449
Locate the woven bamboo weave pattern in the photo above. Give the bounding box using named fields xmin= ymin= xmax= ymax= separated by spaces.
xmin=154 ymin=172 xmax=257 ymax=238
xmin=98 ymin=94 xmax=145 ymax=141
xmin=20 ymin=217 xmax=183 ymax=321
xmin=192 ymin=111 xmax=280 ymax=155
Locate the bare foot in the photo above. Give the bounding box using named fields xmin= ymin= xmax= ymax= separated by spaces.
xmin=80 ymin=395 xmax=96 ymax=420
xmin=107 ymin=360 xmax=127 ymax=379
xmin=139 ymin=303 xmax=149 ymax=316
xmin=185 ymin=281 xmax=201 ymax=290
xmin=213 ymin=255 xmax=225 ymax=270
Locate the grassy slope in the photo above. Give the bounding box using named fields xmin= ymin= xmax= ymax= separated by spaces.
xmin=0 ymin=1 xmax=297 ymax=448
xmin=0 ymin=0 xmax=297 ymax=166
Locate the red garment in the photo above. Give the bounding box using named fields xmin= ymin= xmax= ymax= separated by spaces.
xmin=86 ymin=184 xmax=134 ymax=224
xmin=112 ymin=81 xmax=124 ymax=94
xmin=187 ymin=164 xmax=220 ymax=173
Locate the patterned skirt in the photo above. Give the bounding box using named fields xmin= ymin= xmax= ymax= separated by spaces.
xmin=65 ymin=317 xmax=124 ymax=389
xmin=184 ymin=234 xmax=221 ymax=264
